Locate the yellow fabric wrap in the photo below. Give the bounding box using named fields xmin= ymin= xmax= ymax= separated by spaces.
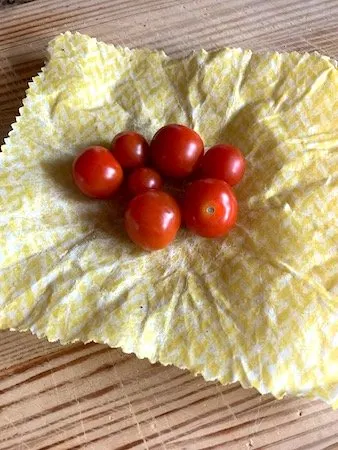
xmin=1 ymin=32 xmax=337 ymax=407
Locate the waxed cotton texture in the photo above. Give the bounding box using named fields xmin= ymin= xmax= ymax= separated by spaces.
xmin=1 ymin=32 xmax=337 ymax=407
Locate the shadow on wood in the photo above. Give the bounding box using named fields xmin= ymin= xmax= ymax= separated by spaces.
xmin=0 ymin=56 xmax=43 ymax=146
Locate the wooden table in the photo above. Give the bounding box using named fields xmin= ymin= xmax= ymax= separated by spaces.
xmin=1 ymin=1 xmax=338 ymax=448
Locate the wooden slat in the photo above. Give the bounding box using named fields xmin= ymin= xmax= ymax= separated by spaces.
xmin=0 ymin=0 xmax=338 ymax=448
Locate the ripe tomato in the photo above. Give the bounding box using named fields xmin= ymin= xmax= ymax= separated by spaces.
xmin=111 ymin=131 xmax=149 ymax=169
xmin=125 ymin=191 xmax=181 ymax=250
xmin=182 ymin=179 xmax=237 ymax=238
xmin=127 ymin=167 xmax=163 ymax=196
xmin=72 ymin=146 xmax=123 ymax=199
xmin=150 ymin=124 xmax=204 ymax=178
xmin=201 ymin=144 xmax=245 ymax=186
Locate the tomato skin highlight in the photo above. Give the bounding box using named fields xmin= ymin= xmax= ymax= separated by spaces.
xmin=111 ymin=131 xmax=149 ymax=169
xmin=125 ymin=191 xmax=181 ymax=251
xmin=72 ymin=146 xmax=123 ymax=199
xmin=201 ymin=144 xmax=246 ymax=186
xmin=182 ymin=178 xmax=238 ymax=238
xmin=127 ymin=167 xmax=163 ymax=196
xmin=150 ymin=124 xmax=204 ymax=178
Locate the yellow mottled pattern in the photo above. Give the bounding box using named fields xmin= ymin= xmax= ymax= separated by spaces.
xmin=1 ymin=32 xmax=337 ymax=407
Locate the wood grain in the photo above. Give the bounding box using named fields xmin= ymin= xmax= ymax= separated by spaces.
xmin=0 ymin=1 xmax=338 ymax=448
xmin=1 ymin=330 xmax=338 ymax=450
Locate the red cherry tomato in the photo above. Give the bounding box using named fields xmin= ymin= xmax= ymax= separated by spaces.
xmin=72 ymin=146 xmax=123 ymax=199
xmin=127 ymin=167 xmax=163 ymax=196
xmin=111 ymin=131 xmax=149 ymax=169
xmin=201 ymin=144 xmax=246 ymax=186
xmin=182 ymin=178 xmax=237 ymax=238
xmin=150 ymin=124 xmax=204 ymax=178
xmin=125 ymin=191 xmax=181 ymax=250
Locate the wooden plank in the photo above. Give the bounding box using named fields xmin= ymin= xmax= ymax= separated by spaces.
xmin=0 ymin=0 xmax=338 ymax=448
xmin=1 ymin=330 xmax=337 ymax=449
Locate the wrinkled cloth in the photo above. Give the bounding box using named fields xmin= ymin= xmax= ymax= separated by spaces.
xmin=1 ymin=32 xmax=337 ymax=407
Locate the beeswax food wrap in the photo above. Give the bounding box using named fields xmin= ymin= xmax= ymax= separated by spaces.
xmin=1 ymin=32 xmax=338 ymax=407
